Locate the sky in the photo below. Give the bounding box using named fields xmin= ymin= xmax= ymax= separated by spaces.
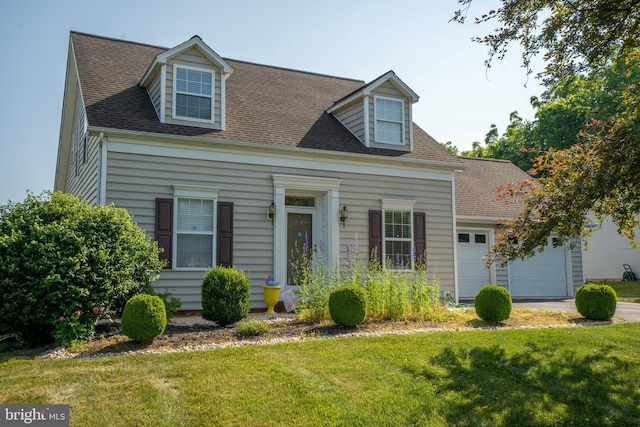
xmin=0 ymin=0 xmax=546 ymax=204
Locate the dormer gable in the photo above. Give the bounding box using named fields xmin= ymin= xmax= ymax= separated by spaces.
xmin=139 ymin=36 xmax=233 ymax=130
xmin=327 ymin=71 xmax=419 ymax=152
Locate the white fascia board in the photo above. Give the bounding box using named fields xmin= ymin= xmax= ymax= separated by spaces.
xmin=327 ymin=70 xmax=420 ymax=114
xmin=140 ymin=36 xmax=233 ymax=87
xmin=90 ymin=127 xmax=464 ymax=181
xmin=369 ymin=71 xmax=419 ymax=102
xmin=55 ymin=39 xmax=80 ymax=192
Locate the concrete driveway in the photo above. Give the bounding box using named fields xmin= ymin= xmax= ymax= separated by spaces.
xmin=512 ymin=299 xmax=640 ymax=322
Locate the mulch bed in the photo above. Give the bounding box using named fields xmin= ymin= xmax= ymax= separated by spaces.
xmin=40 ymin=309 xmax=610 ymax=358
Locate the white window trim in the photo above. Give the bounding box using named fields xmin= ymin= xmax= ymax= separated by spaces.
xmin=381 ymin=198 xmax=416 ymax=270
xmin=172 ymin=64 xmax=215 ymax=124
xmin=172 ymin=185 xmax=220 ymax=270
xmin=374 ymin=95 xmax=405 ymax=145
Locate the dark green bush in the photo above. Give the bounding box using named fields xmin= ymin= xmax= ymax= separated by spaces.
xmin=121 ymin=294 xmax=167 ymax=343
xmin=0 ymin=192 xmax=165 ymax=346
xmin=575 ymin=283 xmax=617 ymax=320
xmin=329 ymin=285 xmax=367 ymax=327
xmin=474 ymin=285 xmax=512 ymax=322
xmin=202 ymin=267 xmax=250 ymax=327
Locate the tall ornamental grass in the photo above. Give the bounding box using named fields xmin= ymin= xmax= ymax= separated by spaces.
xmin=295 ymin=234 xmax=440 ymax=322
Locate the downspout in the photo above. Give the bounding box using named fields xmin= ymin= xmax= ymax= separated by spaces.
xmin=451 ymin=173 xmax=460 ymax=303
xmin=96 ymin=132 xmax=107 ymax=206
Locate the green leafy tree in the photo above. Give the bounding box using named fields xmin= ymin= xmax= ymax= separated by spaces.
xmin=0 ymin=192 xmax=165 ymax=345
xmin=461 ymin=114 xmax=539 ymax=172
xmin=440 ymin=140 xmax=460 ymax=155
xmin=454 ymin=0 xmax=640 ymax=261
xmin=452 ymin=0 xmax=640 ymax=87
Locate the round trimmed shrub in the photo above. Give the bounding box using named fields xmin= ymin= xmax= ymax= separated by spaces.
xmin=474 ymin=285 xmax=512 ymax=322
xmin=575 ymin=283 xmax=617 ymax=320
xmin=329 ymin=285 xmax=367 ymax=327
xmin=121 ymin=294 xmax=167 ymax=343
xmin=202 ymin=267 xmax=250 ymax=327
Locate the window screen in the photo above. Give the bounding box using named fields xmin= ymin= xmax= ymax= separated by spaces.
xmin=175 ymin=67 xmax=213 ymax=120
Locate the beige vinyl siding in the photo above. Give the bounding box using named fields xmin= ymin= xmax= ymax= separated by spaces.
xmin=332 ymin=99 xmax=365 ymax=144
xmin=369 ymin=81 xmax=411 ymax=151
xmin=495 ymin=264 xmax=509 ymax=289
xmin=336 ymin=177 xmax=455 ymax=291
xmin=64 ymin=90 xmax=99 ymax=205
xmin=105 ymin=148 xmax=456 ymax=310
xmin=147 ymin=72 xmax=162 ymax=119
xmin=165 ymin=47 xmax=222 ymax=129
xmin=570 ymin=238 xmax=583 ymax=295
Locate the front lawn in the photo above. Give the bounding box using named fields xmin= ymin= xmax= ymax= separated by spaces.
xmin=596 ymin=281 xmax=640 ymax=302
xmin=1 ymin=323 xmax=639 ymax=426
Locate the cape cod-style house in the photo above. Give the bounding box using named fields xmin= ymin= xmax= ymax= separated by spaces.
xmin=56 ymin=32 xmax=584 ymax=310
xmin=56 ymin=32 xmax=466 ymax=310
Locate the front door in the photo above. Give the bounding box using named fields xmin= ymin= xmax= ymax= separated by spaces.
xmin=286 ymin=210 xmax=314 ymax=285
xmin=285 ymin=195 xmax=317 ymax=286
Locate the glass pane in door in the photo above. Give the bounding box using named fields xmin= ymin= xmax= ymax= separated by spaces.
xmin=287 ymin=212 xmax=313 ymax=285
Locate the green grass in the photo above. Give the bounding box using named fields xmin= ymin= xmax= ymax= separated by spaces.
xmin=1 ymin=323 xmax=639 ymax=426
xmin=594 ymin=281 xmax=640 ymax=302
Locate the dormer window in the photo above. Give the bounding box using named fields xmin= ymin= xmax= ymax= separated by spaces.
xmin=374 ymin=96 xmax=404 ymax=144
xmin=173 ymin=65 xmax=214 ymax=122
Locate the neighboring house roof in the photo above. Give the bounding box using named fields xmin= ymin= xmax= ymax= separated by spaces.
xmin=69 ymin=31 xmax=462 ymax=165
xmin=455 ymin=157 xmax=533 ymax=220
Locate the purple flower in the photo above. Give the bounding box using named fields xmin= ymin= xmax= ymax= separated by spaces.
xmin=396 ymin=253 xmax=401 ymax=266
xmin=303 ymin=233 xmax=309 ymax=253
xmin=411 ymin=246 xmax=417 ymax=260
xmin=346 ymin=245 xmax=352 ymax=265
xmin=354 ymin=234 xmax=359 ymax=254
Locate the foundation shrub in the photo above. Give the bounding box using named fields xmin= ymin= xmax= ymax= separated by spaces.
xmin=329 ymin=285 xmax=367 ymax=327
xmin=120 ymin=294 xmax=167 ymax=343
xmin=474 ymin=285 xmax=512 ymax=322
xmin=202 ymin=267 xmax=250 ymax=327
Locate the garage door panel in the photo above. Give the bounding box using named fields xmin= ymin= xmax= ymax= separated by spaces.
xmin=457 ymin=231 xmax=491 ymax=298
xmin=509 ymin=242 xmax=568 ymax=297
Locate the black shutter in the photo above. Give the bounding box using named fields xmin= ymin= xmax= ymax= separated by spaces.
xmin=369 ymin=210 xmax=383 ymax=265
xmin=217 ymin=202 xmax=233 ymax=267
xmin=155 ymin=198 xmax=173 ymax=268
xmin=413 ymin=212 xmax=426 ymax=262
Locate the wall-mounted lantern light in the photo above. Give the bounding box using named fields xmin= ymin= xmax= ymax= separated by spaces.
xmin=339 ymin=205 xmax=348 ymax=226
xmin=267 ymin=202 xmax=275 ymax=220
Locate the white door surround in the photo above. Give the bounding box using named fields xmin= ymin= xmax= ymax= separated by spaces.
xmin=272 ymin=174 xmax=342 ymax=288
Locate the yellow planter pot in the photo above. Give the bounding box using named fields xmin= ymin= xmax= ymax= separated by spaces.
xmin=262 ymin=286 xmax=281 ymax=314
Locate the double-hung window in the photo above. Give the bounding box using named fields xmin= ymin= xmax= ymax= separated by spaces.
xmin=174 ymin=186 xmax=218 ymax=269
xmin=375 ymin=96 xmax=404 ymax=144
xmin=384 ymin=210 xmax=413 ymax=269
xmin=174 ymin=65 xmax=214 ymax=122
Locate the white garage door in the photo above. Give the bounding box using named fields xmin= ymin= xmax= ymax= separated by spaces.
xmin=457 ymin=231 xmax=491 ymax=298
xmin=509 ymin=237 xmax=569 ymax=297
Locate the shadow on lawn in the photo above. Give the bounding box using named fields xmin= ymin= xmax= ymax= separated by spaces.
xmin=407 ymin=342 xmax=640 ymax=426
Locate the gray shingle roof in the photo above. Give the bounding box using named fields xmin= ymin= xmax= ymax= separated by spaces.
xmin=70 ymin=31 xmax=462 ymax=164
xmin=455 ymin=157 xmax=533 ymax=219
